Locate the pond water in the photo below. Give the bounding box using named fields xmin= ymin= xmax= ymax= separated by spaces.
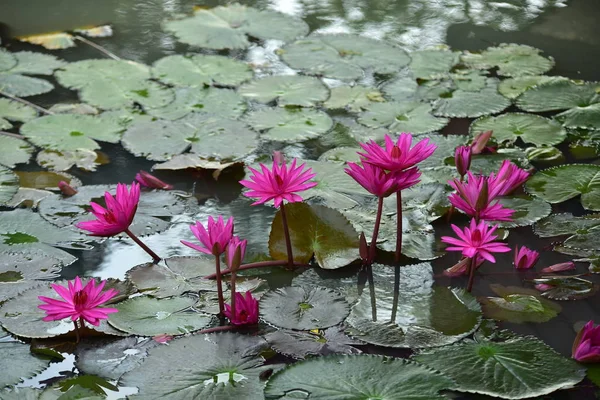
xmin=1 ymin=0 xmax=600 ymax=399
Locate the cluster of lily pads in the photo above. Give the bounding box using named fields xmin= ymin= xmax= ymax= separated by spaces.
xmin=1 ymin=2 xmax=600 ymax=399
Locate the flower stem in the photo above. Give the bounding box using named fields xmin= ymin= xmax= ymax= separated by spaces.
xmin=466 ymin=256 xmax=477 ymax=292
xmin=204 ymin=260 xmax=310 ymax=279
xmin=74 ymin=35 xmax=121 ymax=60
xmin=125 ymin=229 xmax=160 ymax=263
xmin=367 ymin=266 xmax=377 ymax=321
xmin=0 ymin=130 xmax=24 ymax=139
xmin=280 ymin=203 xmax=294 ymax=269
xmin=0 ymin=90 xmax=54 ymax=115
xmin=198 ymin=324 xmax=258 ymax=334
xmin=390 ymin=265 xmax=400 ymax=323
xmin=73 ymin=320 xmax=80 ymax=343
xmin=395 ymin=191 xmax=402 ymax=263
xmin=230 ymin=271 xmax=236 ymax=320
xmin=214 ymin=256 xmax=225 ymax=316
xmin=368 ymin=197 xmax=384 ymax=264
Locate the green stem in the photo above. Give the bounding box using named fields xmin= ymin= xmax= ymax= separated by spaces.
xmin=368 ymin=197 xmax=384 ymax=265
xmin=204 ymin=260 xmax=310 ymax=279
xmin=74 ymin=35 xmax=121 ymax=60
xmin=0 ymin=90 xmax=53 ymax=115
xmin=215 ymin=256 xmax=225 ymax=316
xmin=280 ymin=203 xmax=294 ymax=269
xmin=466 ymin=255 xmax=477 ymax=292
xmin=390 ymin=265 xmax=400 ymax=323
xmin=125 ymin=229 xmax=160 ymax=263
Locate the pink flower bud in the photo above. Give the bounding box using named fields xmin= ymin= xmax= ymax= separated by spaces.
xmin=540 ymin=262 xmax=576 ymax=273
xmin=58 ymin=181 xmax=78 ymax=197
xmin=454 ymin=145 xmax=472 ymax=177
xmin=272 ymin=151 xmax=285 ymax=165
xmin=535 ymin=283 xmax=554 ymax=292
xmin=572 ymin=321 xmax=600 ymax=363
xmin=513 ymin=245 xmax=540 ymax=269
xmin=470 ymin=130 xmax=493 ymax=154
xmin=135 ymin=170 xmax=173 ymax=190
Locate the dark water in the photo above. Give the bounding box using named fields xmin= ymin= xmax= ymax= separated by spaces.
xmin=1 ymin=0 xmax=600 ymax=398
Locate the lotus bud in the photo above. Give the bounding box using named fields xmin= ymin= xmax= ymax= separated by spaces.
xmin=572 ymin=321 xmax=600 ymax=363
xmin=135 ymin=170 xmax=173 ymax=190
xmin=454 ymin=145 xmax=472 ymax=177
xmin=513 ymin=245 xmax=540 ymax=270
xmin=58 ymin=181 xmax=78 ymax=197
xmin=541 ymin=261 xmax=576 ymax=273
xmin=272 ymin=151 xmax=285 ymax=165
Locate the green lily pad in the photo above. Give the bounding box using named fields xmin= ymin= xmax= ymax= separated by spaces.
xmin=480 ymin=284 xmax=561 ymax=323
xmin=409 ymin=48 xmax=459 ymax=79
xmin=246 ymin=107 xmax=333 ymax=143
xmin=152 ymin=54 xmax=252 ymax=87
xmin=418 ymin=133 xmax=467 ymax=169
xmin=0 ymin=165 xmax=19 ymax=206
xmin=525 ymin=164 xmax=600 ymax=210
xmin=36 ymin=149 xmax=101 ymax=172
xmin=265 ymin=327 xmax=362 ymax=360
xmin=164 ymin=3 xmax=308 ymax=50
xmin=358 ymin=101 xmax=449 ymax=134
xmin=0 ymin=50 xmax=65 ymax=96
xmin=239 ymin=75 xmax=328 ymax=107
xmin=498 ymin=75 xmax=568 ymax=99
xmin=55 ymin=59 xmax=174 ymax=110
xmin=317 ymin=146 xmax=362 ymax=164
xmin=260 ymin=286 xmax=350 ymax=330
xmin=20 ymin=114 xmax=124 ymax=152
xmin=495 ymin=196 xmax=551 ymax=228
xmin=264 ymin=354 xmax=455 ymax=399
xmin=268 ymin=203 xmax=359 ymax=269
xmin=532 ymin=275 xmax=597 ymax=301
xmin=0 ymin=280 xmax=46 ymax=303
xmin=0 ymin=98 xmax=37 ymax=129
xmin=461 ymin=43 xmax=554 ymax=77
xmin=121 ymin=332 xmax=272 ymax=399
xmin=346 ymin=263 xmax=482 ymax=348
xmin=415 ymin=334 xmax=584 ymax=399
xmin=470 ymin=113 xmax=567 ymax=146
xmin=326 ymin=121 xmax=387 ymax=146
xmin=432 ymin=78 xmax=510 ymax=118
xmin=534 ymin=212 xmax=600 ymax=238
xmin=0 ymin=341 xmax=50 ymax=388
xmin=0 ymin=250 xmax=65 ymax=281
xmin=0 ymin=135 xmax=34 ymax=168
xmin=107 ymin=296 xmax=213 ymax=336
xmin=323 ymin=85 xmax=385 ymax=112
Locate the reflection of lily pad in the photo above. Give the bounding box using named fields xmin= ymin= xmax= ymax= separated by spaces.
xmin=0 ymin=50 xmax=65 ymax=96
xmin=461 ymin=43 xmax=554 ymax=77
xmin=164 ymin=3 xmax=308 ymax=50
xmin=470 ymin=113 xmax=567 ymax=146
xmin=480 ymin=284 xmax=561 ymax=323
xmin=246 ymin=107 xmax=333 ymax=143
xmin=0 ymin=341 xmax=50 ymax=388
xmin=358 ymin=102 xmax=449 ymax=134
xmin=239 ymin=75 xmax=328 ymax=107
xmin=152 ymin=54 xmax=252 ymax=87
xmin=0 ymin=165 xmax=19 ymax=206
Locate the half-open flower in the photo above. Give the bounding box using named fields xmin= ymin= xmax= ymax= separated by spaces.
xmin=541 ymin=262 xmax=576 ymax=273
xmin=226 ymin=236 xmax=247 ymax=271
xmin=513 ymin=245 xmax=540 ymax=269
xmin=358 ymin=133 xmax=436 ymax=172
xmin=490 ymin=160 xmax=530 ymax=196
xmin=455 ymin=145 xmax=472 ymax=177
xmin=448 ymin=173 xmax=514 ymax=221
xmin=181 ymin=216 xmax=234 ymax=256
xmin=470 ymin=130 xmax=493 ymax=154
xmin=224 ymin=291 xmax=259 ymax=326
xmin=573 ymin=321 xmax=600 ymax=363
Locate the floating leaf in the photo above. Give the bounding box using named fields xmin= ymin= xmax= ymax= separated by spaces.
xmin=264 ymin=354 xmax=455 ymax=399
xmin=246 ymin=107 xmax=333 ymax=143
xmin=461 ymin=43 xmax=554 ymax=77
xmin=0 ymin=251 xmax=65 ymax=281
xmin=153 ymin=54 xmax=252 ymax=87
xmin=495 ymin=196 xmax=551 ymax=228
xmin=164 ymin=4 xmax=308 ymax=50
xmin=470 ymin=113 xmax=567 ymax=147
xmin=432 ymin=78 xmax=510 ymax=118
xmin=415 ymin=335 xmax=584 ymax=399
xmin=346 ymin=263 xmax=482 ymax=348
xmin=0 ymin=98 xmax=37 ymax=129
xmin=418 ymin=133 xmax=467 ymax=169
xmin=526 ymin=164 xmax=600 ymax=210
xmin=239 ymin=75 xmax=328 ymax=107
xmin=498 ymin=75 xmax=568 ymax=99
xmin=107 ymin=296 xmax=213 ymax=336
xmin=36 ymin=149 xmax=101 ymax=171
xmin=18 ymin=32 xmax=75 ymax=49
xmin=358 ymin=101 xmax=449 ymax=134
xmin=533 ymin=275 xmax=598 ymax=301
xmin=268 ymin=203 xmax=359 ymax=269
xmin=152 ymin=154 xmax=241 ymax=172
xmin=55 ymin=59 xmax=174 ymax=110
xmin=534 ymin=213 xmax=600 ymax=238
xmin=265 ymin=327 xmax=362 ymax=359
xmin=409 ymin=48 xmax=459 ymax=79
xmin=121 ymin=333 xmax=271 ymax=400
xmin=480 ymin=284 xmax=561 ymax=323
xmin=4 ymin=188 xmax=53 ymax=209
xmin=0 ymin=341 xmax=50 ymax=387
xmin=323 ymin=85 xmax=385 ymax=112
xmin=0 ymin=50 xmax=64 ymax=96
xmin=317 ymin=147 xmax=361 ymax=164
xmin=0 ymin=165 xmax=19 ymax=206
xmin=0 ymin=135 xmax=34 ymax=168
xmin=260 ymin=286 xmax=350 ymax=330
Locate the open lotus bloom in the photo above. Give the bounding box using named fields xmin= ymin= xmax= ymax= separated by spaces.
xmin=572 ymin=321 xmax=600 ymax=363
xmin=513 ymin=245 xmax=540 ymax=269
xmin=358 ymin=133 xmax=437 ymax=172
xmin=135 ymin=170 xmax=173 ymax=190
xmin=38 ymin=276 xmax=118 ymax=327
xmin=224 ymin=291 xmax=259 ymax=326
xmin=441 ymin=219 xmax=511 ymax=263
xmin=181 ymin=216 xmax=234 ymax=256
xmin=76 ymin=182 xmax=140 ymax=237
xmin=345 ymin=162 xmax=420 ymax=197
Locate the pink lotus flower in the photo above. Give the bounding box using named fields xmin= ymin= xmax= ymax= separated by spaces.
xmin=443 ymin=255 xmax=485 ymax=277
xmin=455 ymin=145 xmax=472 ymax=177
xmin=135 ymin=170 xmax=173 ymax=190
xmin=470 ymin=130 xmax=493 ymax=154
xmin=76 ymin=182 xmax=140 ymax=237
xmin=448 ymin=172 xmax=514 ymax=221
xmin=441 ymin=218 xmax=510 ymax=263
xmin=240 ymin=159 xmax=317 ymax=208
xmin=226 ymin=236 xmax=247 ymax=271
xmin=541 ymin=262 xmax=576 ymax=273
xmin=224 ymin=291 xmax=259 ymax=326
xmin=345 ymin=162 xmax=420 ymax=197
xmin=358 ymin=133 xmax=437 ymax=172
xmin=513 ymin=245 xmax=540 ymax=270
xmin=490 ymin=160 xmax=530 ymax=196
xmin=573 ymin=321 xmax=600 ymax=363
xmin=38 ymin=277 xmax=118 ymax=326
xmin=181 ymin=216 xmax=233 ymax=256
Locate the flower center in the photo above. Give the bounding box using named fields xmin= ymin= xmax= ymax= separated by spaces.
xmin=274 ymin=174 xmax=286 ymax=193
xmin=390 ymin=145 xmax=402 ymax=159
xmin=471 ymin=229 xmax=482 ymax=246
xmin=73 ymin=290 xmax=88 ymax=310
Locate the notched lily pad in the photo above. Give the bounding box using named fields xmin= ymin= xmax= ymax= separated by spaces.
xmin=0 ymin=165 xmax=19 ymax=206
xmin=495 ymin=196 xmax=551 ymax=228
xmin=0 ymin=50 xmax=65 ymax=96
xmin=358 ymin=101 xmax=449 ymax=134
xmin=532 ymin=275 xmax=598 ymax=300
xmin=461 ymin=43 xmax=554 ymax=77
xmin=0 ymin=341 xmax=50 ymax=388
xmin=432 ymin=78 xmax=510 ymax=118
xmin=152 ymin=54 xmax=252 ymax=87
xmin=265 ymin=327 xmax=362 ymax=359
xmin=323 ymin=85 xmax=385 ymax=112
xmin=480 ymin=284 xmax=561 ymax=323
xmin=470 ymin=113 xmax=567 ymax=147
xmin=239 ymin=75 xmax=329 ymax=107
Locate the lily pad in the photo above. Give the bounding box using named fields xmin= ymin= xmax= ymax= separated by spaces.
xmin=0 ymin=98 xmax=37 ymax=129
xmin=20 ymin=114 xmax=124 ymax=152
xmin=480 ymin=285 xmax=561 ymax=323
xmin=409 ymin=48 xmax=459 ymax=79
xmin=317 ymin=147 xmax=361 ymax=164
xmin=323 ymin=85 xmax=385 ymax=112
xmin=358 ymin=102 xmax=449 ymax=134
xmin=246 ymin=107 xmax=333 ymax=143
xmin=0 ymin=165 xmax=19 ymax=206
xmin=163 ymin=3 xmax=309 ymax=50
xmin=55 ymin=59 xmax=174 ymax=110
xmin=268 ymin=203 xmax=359 ymax=269
xmin=264 ymin=354 xmax=455 ymax=399
xmin=107 ymin=296 xmax=213 ymax=336
xmin=495 ymin=196 xmax=551 ymax=228
xmin=534 ymin=213 xmax=600 ymax=238
xmin=0 ymin=50 xmax=65 ymax=96
xmin=346 ymin=263 xmax=481 ymax=348
xmin=0 ymin=135 xmax=34 ymax=168
xmin=414 ymin=335 xmax=585 ymax=399
xmin=152 ymin=54 xmax=252 ymax=87
xmin=239 ymin=75 xmax=329 ymax=107
xmin=498 ymin=75 xmax=568 ymax=99
xmin=265 ymin=327 xmax=362 ymax=360
xmin=470 ymin=113 xmax=567 ymax=147
xmin=18 ymin=32 xmax=76 ymax=50
xmin=121 ymin=333 xmax=272 ymax=400
xmin=36 ymin=149 xmax=101 ymax=172
xmin=532 ymin=275 xmax=598 ymax=301
xmin=0 ymin=251 xmax=65 ymax=281
xmin=0 ymin=341 xmax=50 ymax=388
xmin=432 ymin=78 xmax=510 ymax=118
xmin=525 ymin=164 xmax=600 ymax=210
xmin=260 ymin=286 xmax=350 ymax=330
xmin=461 ymin=43 xmax=554 ymax=77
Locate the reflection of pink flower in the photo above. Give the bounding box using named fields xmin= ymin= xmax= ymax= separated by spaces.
xmin=441 ymin=219 xmax=510 ymax=263
xmin=240 ymin=159 xmax=317 ymax=208
xmin=38 ymin=277 xmax=118 ymax=326
xmin=224 ymin=291 xmax=259 ymax=326
xmin=455 ymin=146 xmax=472 ymax=177
xmin=448 ymin=173 xmax=514 ymax=221
xmin=358 ymin=133 xmax=436 ymax=172
xmin=226 ymin=236 xmax=247 ymax=270
xmin=513 ymin=246 xmax=540 ymax=269
xmin=490 ymin=160 xmax=530 ymax=196
xmin=345 ymin=162 xmax=420 ymax=197
xmin=181 ymin=216 xmax=234 ymax=256
xmin=541 ymin=262 xmax=576 ymax=273
xmin=573 ymin=321 xmax=600 ymax=363
xmin=135 ymin=170 xmax=173 ymax=190
xmin=76 ymin=182 xmax=140 ymax=237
